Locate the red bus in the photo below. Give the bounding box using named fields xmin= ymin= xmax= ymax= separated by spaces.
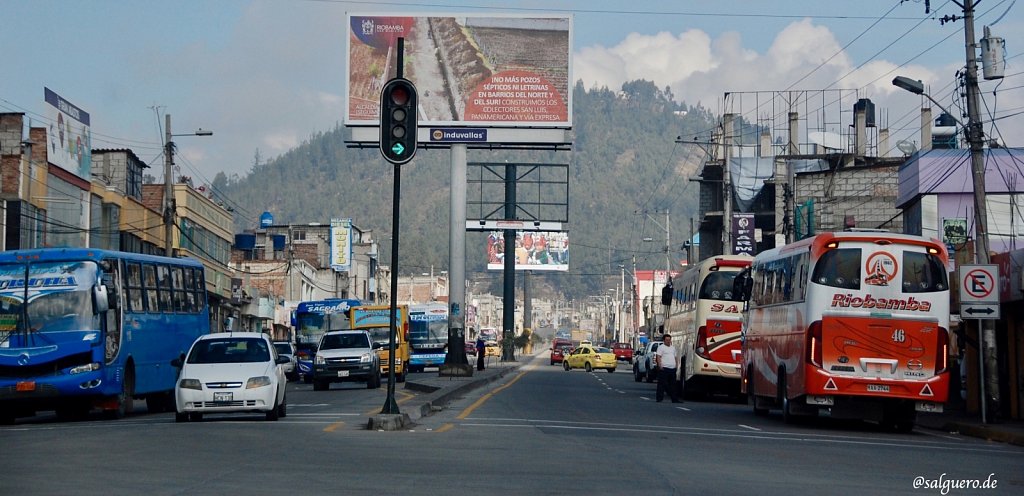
xmin=737 ymin=231 xmax=951 ymax=431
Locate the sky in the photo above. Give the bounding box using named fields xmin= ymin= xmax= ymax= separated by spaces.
xmin=3 ymin=0 xmax=1022 ymax=190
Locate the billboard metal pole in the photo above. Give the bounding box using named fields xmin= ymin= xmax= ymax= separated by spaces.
xmin=441 ymin=143 xmax=472 ymax=376
xmin=502 ymin=161 xmax=517 ymax=361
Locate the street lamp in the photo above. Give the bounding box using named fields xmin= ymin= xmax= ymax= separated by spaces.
xmin=164 ymin=114 xmax=212 ymax=256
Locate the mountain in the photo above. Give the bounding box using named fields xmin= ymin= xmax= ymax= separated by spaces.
xmin=216 ymin=80 xmax=715 ymax=299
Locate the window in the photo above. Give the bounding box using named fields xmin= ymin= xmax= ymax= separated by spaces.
xmin=124 ymin=262 xmax=145 ymax=312
xmin=156 ymin=265 xmax=172 ymax=312
xmin=902 ymin=251 xmax=948 ymax=293
xmin=192 ymin=268 xmax=206 ymax=311
xmin=812 ymin=248 xmax=861 ymax=290
xmin=171 ymin=267 xmax=186 ymax=312
xmin=143 ymin=264 xmax=159 ymax=312
xmin=699 ymin=272 xmax=742 ymax=301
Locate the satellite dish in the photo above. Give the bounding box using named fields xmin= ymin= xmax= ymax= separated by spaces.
xmin=897 ymin=140 xmax=918 ymax=155
xmin=809 ymin=131 xmax=846 ymax=151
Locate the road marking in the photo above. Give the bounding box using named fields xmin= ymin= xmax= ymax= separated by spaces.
xmin=288 ymin=403 xmax=329 ymax=408
xmin=641 ymin=397 xmax=652 ymax=401
xmin=456 ymin=370 xmax=529 ymax=420
xmin=286 ymin=413 xmax=362 ymax=417
xmin=363 ymin=390 xmax=417 ymax=415
xmin=323 ymin=421 xmax=345 ymax=432
xmin=675 ymin=406 xmax=691 ymax=412
xmin=435 ymin=423 xmax=454 ymax=433
xmin=738 ymin=424 xmax=761 ymax=431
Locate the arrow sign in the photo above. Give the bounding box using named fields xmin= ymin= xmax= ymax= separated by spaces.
xmin=391 ymin=143 xmax=405 ymax=155
xmin=966 ymin=307 xmax=994 ymax=315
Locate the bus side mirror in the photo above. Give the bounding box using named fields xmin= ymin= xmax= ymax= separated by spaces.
xmin=93 ymin=285 xmax=110 ymax=313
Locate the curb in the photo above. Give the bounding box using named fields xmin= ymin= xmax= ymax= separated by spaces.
xmin=404 ymin=364 xmax=523 ymax=421
xmin=942 ymin=421 xmax=1024 ymax=447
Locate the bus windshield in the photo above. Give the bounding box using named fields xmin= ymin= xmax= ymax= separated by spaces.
xmin=0 ymin=261 xmax=100 ymax=342
xmin=699 ymin=271 xmax=744 ymax=301
xmin=410 ymin=319 xmax=447 ymax=348
xmin=296 ymin=313 xmax=352 ymax=335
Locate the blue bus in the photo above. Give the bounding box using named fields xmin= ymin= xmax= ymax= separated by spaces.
xmin=291 ymin=298 xmax=361 ymax=382
xmin=408 ymin=303 xmax=448 ymax=373
xmin=0 ymin=248 xmax=209 ymax=423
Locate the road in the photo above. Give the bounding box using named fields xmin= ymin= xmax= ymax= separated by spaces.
xmin=2 ymin=353 xmax=1022 ymax=495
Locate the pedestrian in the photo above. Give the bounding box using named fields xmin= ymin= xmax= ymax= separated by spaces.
xmin=655 ymin=334 xmax=681 ymax=403
xmin=476 ymin=335 xmax=486 ymax=371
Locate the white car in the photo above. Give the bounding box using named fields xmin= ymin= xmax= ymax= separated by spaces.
xmin=273 ymin=341 xmax=298 ymax=381
xmin=173 ymin=332 xmax=289 ymax=422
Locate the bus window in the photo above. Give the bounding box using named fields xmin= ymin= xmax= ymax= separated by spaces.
xmin=902 ymin=251 xmax=948 ymax=293
xmin=143 ymin=264 xmax=159 ymax=312
xmin=171 ymin=267 xmax=186 ymax=312
xmin=156 ymin=265 xmax=172 ymax=312
xmin=125 ymin=262 xmax=144 ymax=313
xmin=699 ymin=272 xmax=743 ymax=301
xmin=812 ymin=248 xmax=861 ymax=289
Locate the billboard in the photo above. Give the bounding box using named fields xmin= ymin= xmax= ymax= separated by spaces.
xmin=346 ymin=14 xmax=571 ymax=128
xmin=486 ymin=231 xmax=568 ymax=272
xmin=44 ymin=87 xmax=92 ymax=181
xmin=330 ymin=218 xmax=353 ymax=272
xmin=732 ymin=213 xmax=755 ymax=255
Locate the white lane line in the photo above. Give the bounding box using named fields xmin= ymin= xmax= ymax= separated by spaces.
xmin=738 ymin=424 xmax=761 ymax=431
xmin=641 ymin=397 xmax=653 ymax=401
xmin=675 ymin=406 xmax=691 ymax=412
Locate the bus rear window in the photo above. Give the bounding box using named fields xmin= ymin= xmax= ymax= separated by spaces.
xmin=812 ymin=248 xmax=861 ymax=290
xmin=699 ymin=271 xmax=743 ymax=301
xmin=902 ymin=251 xmax=948 ymax=293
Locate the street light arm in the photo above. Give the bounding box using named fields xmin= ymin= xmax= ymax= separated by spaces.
xmin=892 ymin=76 xmax=966 ymax=128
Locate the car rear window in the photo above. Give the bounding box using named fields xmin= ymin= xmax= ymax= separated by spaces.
xmin=274 ymin=343 xmax=292 ymax=355
xmin=189 ymin=338 xmax=270 ymax=364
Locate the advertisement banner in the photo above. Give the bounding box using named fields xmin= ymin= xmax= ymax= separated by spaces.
xmin=732 ymin=213 xmax=756 ymax=255
xmin=346 ymin=14 xmax=571 ymax=128
xmin=330 ymin=218 xmax=352 ymax=272
xmin=44 ymin=87 xmax=92 ymax=181
xmin=486 ymin=230 xmax=568 ymax=272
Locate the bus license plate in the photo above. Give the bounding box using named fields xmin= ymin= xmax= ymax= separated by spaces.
xmin=337 ymin=370 xmax=349 ymax=377
xmin=16 ymin=381 xmax=36 ymax=392
xmin=214 ymin=392 xmax=232 ymax=402
xmin=867 ymin=384 xmax=890 ymax=392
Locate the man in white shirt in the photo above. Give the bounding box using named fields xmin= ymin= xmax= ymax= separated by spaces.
xmin=655 ymin=334 xmax=681 ymax=403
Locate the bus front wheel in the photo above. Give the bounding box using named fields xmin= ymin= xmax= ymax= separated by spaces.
xmin=107 ymin=367 xmax=135 ymax=419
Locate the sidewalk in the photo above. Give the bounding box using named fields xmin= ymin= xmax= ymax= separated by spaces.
xmin=916 ymin=403 xmax=1024 ymax=447
xmin=402 ymin=353 xmax=527 ymax=421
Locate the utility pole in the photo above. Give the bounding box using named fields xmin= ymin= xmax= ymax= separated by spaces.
xmin=164 ymin=114 xmax=174 ymax=257
xmin=723 ymin=114 xmax=735 ymax=256
xmin=960 ymin=0 xmax=999 ymax=422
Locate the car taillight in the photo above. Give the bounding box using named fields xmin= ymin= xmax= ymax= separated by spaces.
xmin=806 ymin=320 xmax=823 ymax=368
xmin=695 ymin=326 xmax=711 ymax=359
xmin=935 ymin=326 xmax=949 ymax=374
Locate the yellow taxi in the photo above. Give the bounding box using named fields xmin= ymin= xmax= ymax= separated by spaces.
xmin=563 ymin=345 xmax=617 ymax=373
xmin=485 ymin=340 xmax=501 ymax=357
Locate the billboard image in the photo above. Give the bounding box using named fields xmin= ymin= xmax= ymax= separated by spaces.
xmin=346 ymin=14 xmax=571 ymax=128
xmin=44 ymin=87 xmax=91 ymax=181
xmin=487 ymin=231 xmax=568 ymax=272
xmin=330 ymin=218 xmax=352 ymax=272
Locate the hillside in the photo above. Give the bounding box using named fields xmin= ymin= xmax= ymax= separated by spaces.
xmin=216 ymin=80 xmax=714 ymax=299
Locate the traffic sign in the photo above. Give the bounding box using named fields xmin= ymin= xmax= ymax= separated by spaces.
xmin=958 ymin=264 xmax=1000 ymax=319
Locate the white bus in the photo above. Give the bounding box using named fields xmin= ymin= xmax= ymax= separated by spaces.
xmin=663 ymin=255 xmax=752 ymax=398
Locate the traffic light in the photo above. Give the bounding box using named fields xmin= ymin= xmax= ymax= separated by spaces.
xmin=379 ymin=78 xmax=418 ymax=164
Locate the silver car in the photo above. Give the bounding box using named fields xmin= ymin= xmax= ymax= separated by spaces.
xmin=273 ymin=341 xmax=298 ymax=381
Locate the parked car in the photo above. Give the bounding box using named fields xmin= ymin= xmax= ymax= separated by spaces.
xmin=465 ymin=341 xmax=477 ymax=357
xmin=485 ymin=341 xmax=501 ymax=357
xmin=273 ymin=341 xmax=298 ymax=381
xmin=633 ymin=340 xmax=663 ymax=383
xmin=295 ymin=342 xmax=318 ymax=383
xmin=563 ymin=345 xmax=617 ymax=373
xmin=610 ymin=342 xmax=633 ymax=362
xmin=173 ymin=332 xmax=289 ymax=422
xmin=313 ymin=330 xmax=382 ymax=390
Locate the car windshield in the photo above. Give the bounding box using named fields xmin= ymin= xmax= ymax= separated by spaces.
xmin=596 ymin=347 xmax=612 ymax=353
xmin=320 ymin=333 xmax=370 ymax=350
xmin=273 ymin=343 xmax=293 ymax=355
xmin=188 ymin=338 xmax=270 ymax=364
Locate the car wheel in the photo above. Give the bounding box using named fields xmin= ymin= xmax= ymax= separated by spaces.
xmin=563 ymin=361 xmax=570 ymax=371
xmin=188 ymin=412 xmax=203 ymax=422
xmin=313 ymin=379 xmax=328 ymax=391
xmin=633 ymin=365 xmax=642 ymax=382
xmin=303 ymin=374 xmax=312 ymax=384
xmin=278 ymin=395 xmax=287 ymax=418
xmin=608 ymin=368 xmax=615 ymax=373
xmin=266 ymin=399 xmax=280 ymax=421
xmin=584 ymin=362 xmax=593 ymax=373
xmin=645 ymin=367 xmax=655 ymax=383
xmin=174 ymin=412 xmax=188 ymax=423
